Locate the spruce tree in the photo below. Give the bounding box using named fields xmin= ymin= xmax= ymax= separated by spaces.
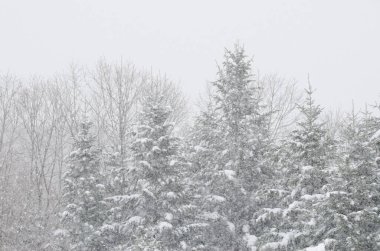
xmin=189 ymin=43 xmax=272 ymax=250
xmin=283 ymin=84 xmax=333 ymax=249
xmin=288 ymin=83 xmax=334 ymax=168
xmin=309 ymin=108 xmax=380 ymax=250
xmin=213 ymin=44 xmax=271 ymax=189
xmin=251 ymin=83 xmax=336 ymax=250
xmin=339 ymin=104 xmax=380 ymax=168
xmin=105 ymin=95 xmax=193 ymax=250
xmin=56 ymin=121 xmax=107 ymax=250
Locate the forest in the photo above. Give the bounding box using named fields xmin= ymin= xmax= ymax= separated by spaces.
xmin=0 ymin=43 xmax=380 ymax=251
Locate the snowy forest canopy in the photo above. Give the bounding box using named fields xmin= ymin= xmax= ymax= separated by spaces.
xmin=1 ymin=43 xmax=380 ymax=251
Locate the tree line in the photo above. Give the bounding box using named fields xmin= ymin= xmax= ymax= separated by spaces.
xmin=1 ymin=44 xmax=380 ymax=250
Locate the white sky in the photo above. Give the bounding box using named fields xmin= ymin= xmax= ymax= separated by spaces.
xmin=1 ymin=0 xmax=379 ymax=111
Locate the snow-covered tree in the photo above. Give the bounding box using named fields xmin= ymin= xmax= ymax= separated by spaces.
xmin=261 ymin=102 xmax=380 ymax=251
xmin=306 ymin=108 xmax=380 ymax=250
xmin=56 ymin=121 xmax=107 ymax=250
xmin=338 ymin=105 xmax=380 ymax=168
xmin=310 ymin=148 xmax=380 ymax=250
xmin=275 ymin=84 xmax=335 ymax=249
xmin=212 ymin=44 xmax=271 ymax=189
xmin=189 ymin=43 xmax=272 ymax=250
xmin=288 ymin=83 xmax=335 ymax=168
xmin=103 ymin=94 xmax=194 ymax=250
xmin=250 ymin=163 xmax=332 ymax=250
xmin=249 ymin=83 xmax=337 ymax=250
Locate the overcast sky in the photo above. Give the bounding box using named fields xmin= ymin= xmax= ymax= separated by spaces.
xmin=1 ymin=0 xmax=379 ymax=111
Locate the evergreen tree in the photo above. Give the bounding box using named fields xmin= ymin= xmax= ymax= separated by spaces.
xmin=56 ymin=121 xmax=107 ymax=250
xmin=308 ymin=108 xmax=380 ymax=250
xmin=288 ymin=82 xmax=335 ymax=168
xmin=280 ymin=84 xmax=334 ymax=249
xmin=104 ymin=95 xmax=193 ymax=250
xmin=338 ymin=104 xmax=380 ymax=168
xmin=250 ymin=83 xmax=336 ymax=250
xmin=189 ymin=43 xmax=272 ymax=250
xmin=213 ymin=44 xmax=271 ymax=189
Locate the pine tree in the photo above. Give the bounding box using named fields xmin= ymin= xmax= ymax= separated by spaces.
xmin=250 ymin=83 xmax=337 ymax=250
xmin=308 ymin=108 xmax=380 ymax=250
xmin=104 ymin=95 xmax=194 ymax=250
xmin=339 ymin=104 xmax=380 ymax=168
xmin=288 ymin=82 xmax=335 ymax=168
xmin=56 ymin=121 xmax=107 ymax=251
xmin=213 ymin=44 xmax=271 ymax=189
xmin=310 ymin=149 xmax=380 ymax=250
xmin=282 ymin=84 xmax=334 ymax=249
xmin=189 ymin=43 xmax=272 ymax=250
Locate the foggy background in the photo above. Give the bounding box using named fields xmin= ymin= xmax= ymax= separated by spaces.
xmin=2 ymin=2 xmax=380 ymax=250
xmin=1 ymin=0 xmax=379 ymax=109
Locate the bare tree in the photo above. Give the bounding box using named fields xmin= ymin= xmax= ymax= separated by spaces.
xmin=89 ymin=59 xmax=146 ymax=159
xmin=53 ymin=64 xmax=87 ymax=139
xmin=0 ymin=74 xmax=21 ymax=249
xmin=323 ymin=107 xmax=344 ymax=140
xmin=1 ymin=69 xmax=87 ymax=250
xmin=259 ymin=73 xmax=301 ymax=142
xmin=17 ymin=79 xmax=66 ymax=218
xmin=0 ymin=74 xmax=20 ymax=184
xmin=52 ymin=65 xmax=89 ymax=200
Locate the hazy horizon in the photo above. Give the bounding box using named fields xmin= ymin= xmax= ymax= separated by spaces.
xmin=1 ymin=0 xmax=379 ymax=111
